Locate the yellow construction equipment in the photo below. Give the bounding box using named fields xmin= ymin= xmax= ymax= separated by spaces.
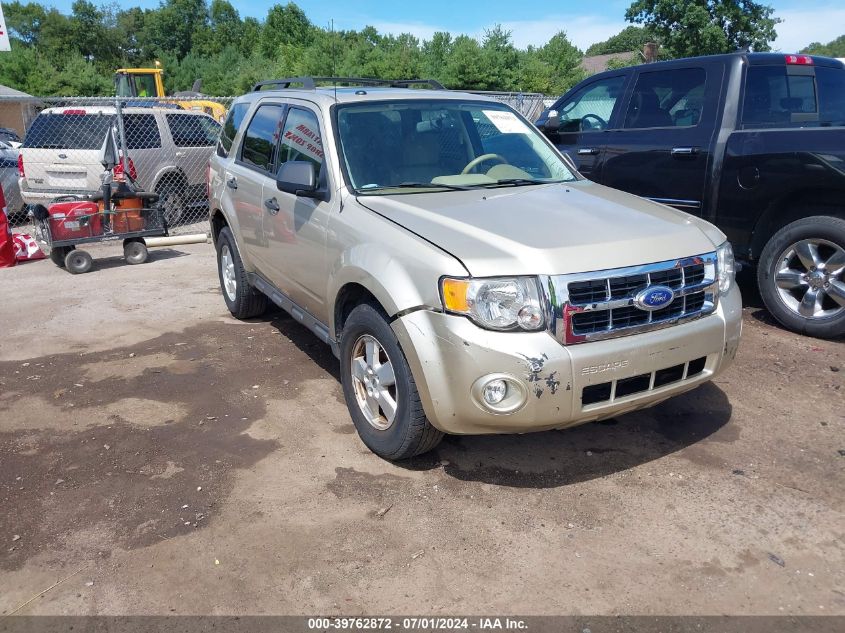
xmin=114 ymin=62 xmax=227 ymax=122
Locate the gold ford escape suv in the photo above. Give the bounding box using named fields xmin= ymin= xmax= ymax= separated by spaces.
xmin=208 ymin=77 xmax=742 ymax=460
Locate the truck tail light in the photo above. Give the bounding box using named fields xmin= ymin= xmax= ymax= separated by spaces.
xmin=113 ymin=155 xmax=137 ymax=182
xmin=62 ymin=109 xmax=87 ymax=115
xmin=785 ymin=54 xmax=813 ymax=65
xmin=206 ymin=161 xmax=211 ymax=199
xmin=17 ymin=154 xmax=24 ymax=178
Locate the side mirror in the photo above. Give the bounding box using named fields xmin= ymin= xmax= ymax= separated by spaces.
xmin=543 ymin=110 xmax=561 ymax=133
xmin=276 ymin=161 xmax=319 ymax=198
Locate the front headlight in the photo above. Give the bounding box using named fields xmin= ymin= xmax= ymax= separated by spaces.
xmin=441 ymin=277 xmax=545 ymax=331
xmin=717 ymin=241 xmax=736 ymax=294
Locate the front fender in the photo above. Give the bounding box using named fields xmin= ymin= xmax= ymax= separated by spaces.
xmin=327 ymin=241 xmax=466 ymax=337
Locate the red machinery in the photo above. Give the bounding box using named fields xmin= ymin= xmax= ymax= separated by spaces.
xmin=46 ymin=200 xmax=104 ymax=241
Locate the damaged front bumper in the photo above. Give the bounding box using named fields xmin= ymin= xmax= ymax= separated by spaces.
xmin=391 ymin=284 xmax=742 ymax=435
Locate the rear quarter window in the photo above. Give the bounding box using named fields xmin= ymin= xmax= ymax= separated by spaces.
xmin=217 ymin=102 xmax=249 ymax=158
xmin=23 ymin=113 xmax=114 ymax=149
xmin=816 ymin=66 xmax=845 ymax=126
xmin=166 ymin=113 xmax=221 ymax=147
xmin=742 ymin=65 xmax=845 ymax=128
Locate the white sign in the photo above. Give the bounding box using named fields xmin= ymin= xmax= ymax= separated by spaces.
xmin=483 ymin=110 xmax=530 ymax=134
xmin=0 ymin=3 xmax=11 ymax=52
xmin=282 ymin=122 xmax=324 ymax=163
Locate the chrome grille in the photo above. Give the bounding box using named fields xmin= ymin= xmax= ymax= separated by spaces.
xmin=544 ymin=252 xmax=718 ymax=344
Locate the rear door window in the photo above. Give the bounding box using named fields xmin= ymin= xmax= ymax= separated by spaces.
xmin=624 ymin=68 xmax=707 ymax=129
xmin=23 ymin=113 xmax=114 ymax=149
xmin=123 ymin=114 xmax=161 ymax=149
xmin=165 ymin=113 xmax=221 ymax=147
xmin=239 ymin=104 xmax=284 ymax=173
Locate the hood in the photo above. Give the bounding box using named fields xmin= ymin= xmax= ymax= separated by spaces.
xmin=356 ymin=180 xmax=725 ymax=277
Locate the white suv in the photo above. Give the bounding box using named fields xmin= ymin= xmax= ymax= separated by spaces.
xmin=18 ymin=106 xmax=220 ymax=224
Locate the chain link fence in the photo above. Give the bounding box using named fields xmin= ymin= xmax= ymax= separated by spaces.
xmin=470 ymin=91 xmax=551 ymax=123
xmin=2 ymin=91 xmax=553 ymax=242
xmin=3 ymin=96 xmax=233 ymax=238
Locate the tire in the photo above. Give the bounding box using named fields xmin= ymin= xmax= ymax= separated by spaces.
xmin=156 ymin=182 xmax=185 ymax=226
xmin=49 ymin=245 xmax=74 ymax=268
xmin=216 ymin=226 xmax=267 ymax=319
xmin=123 ymin=239 xmax=148 ymax=265
xmin=340 ymin=303 xmax=443 ymax=460
xmin=65 ymin=249 xmax=93 ymax=274
xmin=757 ymin=215 xmax=845 ymax=339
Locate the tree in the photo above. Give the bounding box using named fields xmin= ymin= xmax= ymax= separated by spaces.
xmin=538 ymin=32 xmax=585 ymax=93
xmin=480 ymin=25 xmax=519 ymax=90
xmin=801 ymin=35 xmax=845 ymax=57
xmin=4 ymin=1 xmax=48 ymax=46
xmin=625 ymin=0 xmax=780 ymax=58
xmin=586 ymin=25 xmax=653 ymax=56
xmin=443 ymin=35 xmax=486 ymax=89
xmin=422 ymin=32 xmax=452 ymax=80
xmin=143 ymin=0 xmax=208 ymax=60
xmin=259 ymin=2 xmax=314 ymax=58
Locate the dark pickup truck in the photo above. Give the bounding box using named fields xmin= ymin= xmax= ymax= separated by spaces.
xmin=536 ymin=52 xmax=845 ymax=339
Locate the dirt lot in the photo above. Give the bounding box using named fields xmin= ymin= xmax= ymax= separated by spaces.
xmin=0 ymin=243 xmax=843 ymax=616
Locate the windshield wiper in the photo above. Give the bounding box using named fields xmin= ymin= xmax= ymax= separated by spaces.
xmin=485 ymin=178 xmax=548 ymax=187
xmin=357 ymin=182 xmax=475 ymax=193
xmin=395 ymin=181 xmax=478 ymax=191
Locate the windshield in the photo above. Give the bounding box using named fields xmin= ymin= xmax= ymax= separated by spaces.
xmin=23 ymin=113 xmax=114 ymax=150
xmin=336 ymin=100 xmax=575 ymax=193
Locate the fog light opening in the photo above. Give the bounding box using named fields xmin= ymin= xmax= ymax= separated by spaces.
xmin=471 ymin=374 xmax=528 ymax=415
xmin=482 ymin=379 xmax=508 ymax=405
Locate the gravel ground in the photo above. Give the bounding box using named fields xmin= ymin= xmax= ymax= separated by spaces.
xmin=0 ymin=242 xmax=842 ymax=616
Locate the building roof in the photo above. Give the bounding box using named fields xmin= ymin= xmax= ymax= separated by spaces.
xmin=580 ymin=52 xmax=637 ymax=75
xmin=0 ymin=84 xmax=38 ymax=100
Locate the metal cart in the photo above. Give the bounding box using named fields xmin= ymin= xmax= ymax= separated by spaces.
xmin=35 ymin=191 xmax=168 ymax=274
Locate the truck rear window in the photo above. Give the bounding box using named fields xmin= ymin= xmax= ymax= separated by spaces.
xmin=743 ymin=65 xmax=845 ymax=128
xmin=23 ymin=113 xmax=114 ymax=149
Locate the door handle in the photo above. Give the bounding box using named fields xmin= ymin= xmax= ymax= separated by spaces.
xmin=578 ymin=147 xmax=599 ymax=155
xmin=226 ymin=177 xmax=238 ymax=190
xmin=264 ymin=197 xmax=280 ymax=215
xmin=671 ymin=146 xmax=701 ymax=157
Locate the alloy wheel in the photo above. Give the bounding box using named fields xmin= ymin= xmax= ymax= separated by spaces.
xmin=220 ymin=244 xmax=237 ymax=302
xmin=774 ymin=238 xmax=845 ymax=319
xmin=350 ymin=334 xmax=398 ymax=430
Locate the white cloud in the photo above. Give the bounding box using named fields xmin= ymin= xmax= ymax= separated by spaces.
xmin=348 ymin=6 xmax=845 ymax=55
xmin=772 ymin=6 xmax=845 ymax=52
xmin=491 ymin=16 xmax=628 ymax=51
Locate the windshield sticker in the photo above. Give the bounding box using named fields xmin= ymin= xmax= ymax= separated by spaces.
xmin=483 ymin=110 xmax=530 ymax=134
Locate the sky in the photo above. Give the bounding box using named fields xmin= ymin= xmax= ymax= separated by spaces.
xmin=41 ymin=0 xmax=845 ymax=53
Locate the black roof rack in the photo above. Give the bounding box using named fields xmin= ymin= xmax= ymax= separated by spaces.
xmin=251 ymin=77 xmax=446 ymax=92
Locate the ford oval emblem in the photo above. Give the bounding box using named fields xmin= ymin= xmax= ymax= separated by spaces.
xmin=635 ymin=285 xmax=675 ymax=311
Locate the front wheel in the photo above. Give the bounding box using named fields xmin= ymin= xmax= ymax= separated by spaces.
xmin=340 ymin=303 xmax=443 ymax=460
xmin=757 ymin=215 xmax=845 ymax=339
xmin=65 ymin=249 xmax=92 ymax=274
